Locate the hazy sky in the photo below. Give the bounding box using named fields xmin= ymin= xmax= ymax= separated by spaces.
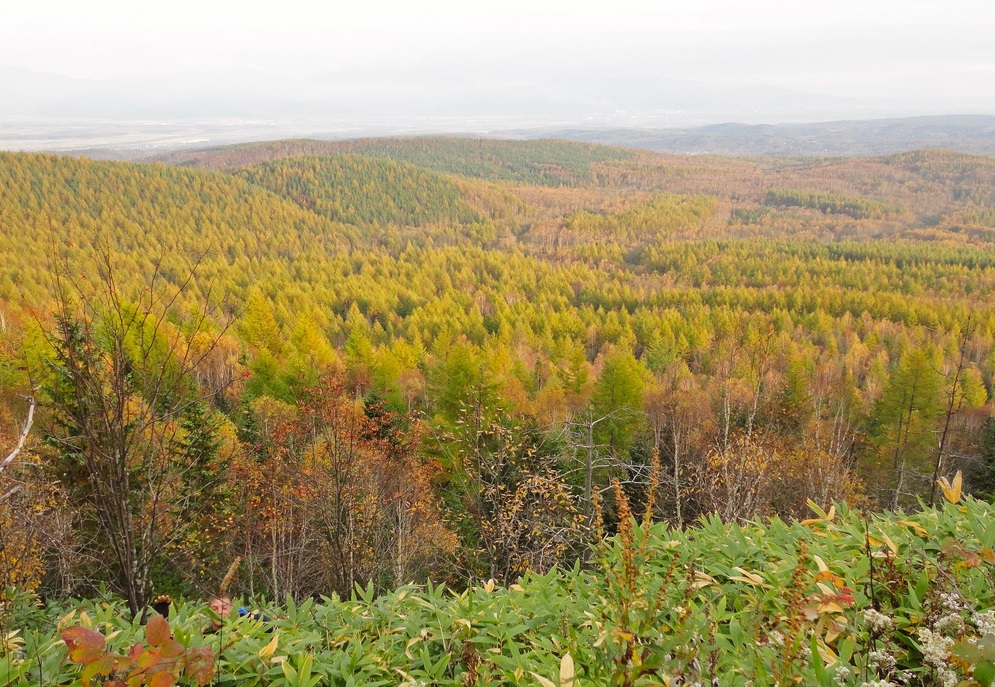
xmin=3 ymin=0 xmax=995 ymax=124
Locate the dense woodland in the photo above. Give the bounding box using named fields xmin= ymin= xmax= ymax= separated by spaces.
xmin=0 ymin=138 xmax=994 ymax=620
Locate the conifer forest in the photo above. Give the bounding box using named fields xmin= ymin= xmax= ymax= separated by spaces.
xmin=1 ymin=138 xmax=995 ymax=686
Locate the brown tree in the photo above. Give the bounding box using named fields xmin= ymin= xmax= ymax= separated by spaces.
xmin=232 ymin=375 xmax=455 ymax=599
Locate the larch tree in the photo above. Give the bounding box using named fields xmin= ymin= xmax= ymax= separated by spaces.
xmin=870 ymin=346 xmax=944 ymax=508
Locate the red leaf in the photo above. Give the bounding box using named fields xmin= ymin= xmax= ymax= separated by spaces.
xmin=136 ymin=648 xmax=162 ymax=671
xmin=115 ymin=654 xmax=135 ymax=675
xmin=81 ymin=654 xmax=118 ymax=687
xmin=148 ymin=670 xmax=177 ymax=687
xmin=94 ymin=653 xmax=118 ymax=676
xmin=184 ymin=646 xmax=215 ymax=686
xmin=62 ymin=626 xmax=106 ymax=665
xmin=160 ymin=639 xmax=185 ymax=660
xmin=128 ymin=643 xmax=145 ymax=661
xmin=145 ymin=614 xmax=172 ymax=648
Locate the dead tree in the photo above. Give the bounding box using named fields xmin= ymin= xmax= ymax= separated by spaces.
xmin=0 ymin=393 xmax=35 ymax=504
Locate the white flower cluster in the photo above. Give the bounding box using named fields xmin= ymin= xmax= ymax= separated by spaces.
xmin=868 ymin=649 xmax=897 ymax=674
xmin=833 ymin=665 xmax=851 ymax=686
xmin=973 ymin=610 xmax=995 ymax=636
xmin=933 ymin=613 xmax=965 ymax=636
xmin=917 ymin=627 xmax=958 ymax=687
xmin=863 ymin=608 xmax=894 ymax=635
xmin=917 ymin=627 xmax=953 ymax=667
xmin=937 ymin=591 xmax=964 ymax=614
xmin=857 ymin=672 xmax=930 ymax=687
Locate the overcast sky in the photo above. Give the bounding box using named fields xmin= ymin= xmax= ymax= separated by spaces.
xmin=3 ymin=0 xmax=995 ymax=126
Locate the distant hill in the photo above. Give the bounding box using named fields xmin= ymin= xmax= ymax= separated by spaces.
xmin=0 ymin=151 xmax=355 ymax=304
xmin=153 ymin=138 xmax=995 ymax=234
xmin=525 ymin=115 xmax=995 ymax=156
xmin=233 ymin=154 xmax=481 ymax=228
xmin=8 ymin=114 xmax=995 ymax=161
xmin=153 ymin=137 xmax=640 ymax=186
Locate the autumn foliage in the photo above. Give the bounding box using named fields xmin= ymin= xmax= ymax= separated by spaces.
xmin=0 ymin=139 xmax=993 ymax=603
xmin=62 ymin=615 xmax=213 ymax=687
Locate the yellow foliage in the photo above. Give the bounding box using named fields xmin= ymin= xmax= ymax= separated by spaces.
xmin=705 ymin=433 xmax=865 ymax=521
xmin=936 ymin=470 xmax=963 ymax=504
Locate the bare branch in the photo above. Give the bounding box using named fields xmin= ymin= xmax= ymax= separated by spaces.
xmin=0 ymin=484 xmax=23 ymax=504
xmin=0 ymin=392 xmax=36 ymax=476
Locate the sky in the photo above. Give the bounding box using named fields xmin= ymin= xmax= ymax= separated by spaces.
xmin=2 ymin=0 xmax=995 ymax=127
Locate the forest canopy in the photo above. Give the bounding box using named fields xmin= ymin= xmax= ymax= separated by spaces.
xmin=0 ymin=138 xmax=993 ymax=609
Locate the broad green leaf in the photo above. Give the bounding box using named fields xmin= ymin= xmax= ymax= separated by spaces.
xmin=976 ymin=661 xmax=995 ymax=687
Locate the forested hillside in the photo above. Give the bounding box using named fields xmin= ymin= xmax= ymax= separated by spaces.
xmin=157 ymin=137 xmax=639 ymax=186
xmin=0 ymin=139 xmax=993 ymax=617
xmin=233 ymin=154 xmax=480 ymax=228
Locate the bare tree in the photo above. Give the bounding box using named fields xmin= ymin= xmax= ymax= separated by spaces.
xmin=0 ymin=393 xmax=34 ymax=504
xmin=645 ymin=367 xmax=712 ymax=528
xmin=563 ymin=407 xmax=646 ymax=526
xmin=0 ymin=391 xmax=66 ymax=596
xmin=42 ymin=251 xmax=232 ymax=618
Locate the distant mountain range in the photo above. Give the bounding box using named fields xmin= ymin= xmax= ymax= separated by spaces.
xmin=520 ymin=115 xmax=995 ymax=156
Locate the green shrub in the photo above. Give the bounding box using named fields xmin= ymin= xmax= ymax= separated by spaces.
xmin=4 ymin=496 xmax=994 ymax=686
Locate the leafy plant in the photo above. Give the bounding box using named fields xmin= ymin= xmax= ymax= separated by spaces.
xmin=61 ymin=615 xmax=213 ymax=687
